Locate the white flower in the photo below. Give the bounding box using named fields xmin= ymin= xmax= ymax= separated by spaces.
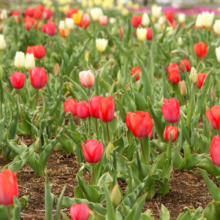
xmin=158 ymin=16 xmax=166 ymax=26
xmin=109 ymin=17 xmax=116 ymax=25
xmin=213 ymin=20 xmax=220 ymax=35
xmin=196 ymin=14 xmax=203 ymax=28
xmin=202 ymin=11 xmax=214 ymax=28
xmin=137 ymin=28 xmax=147 ymax=42
xmin=141 ymin=13 xmax=150 ymax=27
xmin=151 ymin=5 xmax=162 ymax=19
xmin=178 ymin=37 xmax=183 ymax=46
xmin=178 ymin=13 xmax=185 ymax=24
xmin=14 ymin=52 xmax=25 ymax=69
xmin=0 ymin=35 xmax=6 ymax=51
xmin=216 ymin=47 xmax=220 ymax=63
xmin=25 ymin=53 xmax=35 ymax=70
xmin=1 ymin=9 xmax=7 ymax=20
xmin=90 ymin=8 xmax=103 ymax=22
xmin=166 ymin=27 xmax=173 ymax=36
xmin=96 ymin=38 xmax=108 ymax=52
xmin=65 ymin=18 xmax=74 ymax=29
xmin=189 ymin=67 xmax=198 ymax=83
xmin=59 ymin=20 xmax=65 ymax=29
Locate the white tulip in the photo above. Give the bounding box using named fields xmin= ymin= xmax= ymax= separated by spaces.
xmin=213 ymin=20 xmax=220 ymax=35
xmin=216 ymin=47 xmax=220 ymax=63
xmin=96 ymin=38 xmax=108 ymax=52
xmin=158 ymin=16 xmax=166 ymax=26
xmin=14 ymin=52 xmax=25 ymax=69
xmin=90 ymin=8 xmax=103 ymax=22
xmin=141 ymin=13 xmax=150 ymax=27
xmin=166 ymin=27 xmax=173 ymax=36
xmin=178 ymin=13 xmax=185 ymax=24
xmin=109 ymin=17 xmax=116 ymax=25
xmin=196 ymin=14 xmax=203 ymax=28
xmin=25 ymin=53 xmax=35 ymax=70
xmin=137 ymin=28 xmax=147 ymax=42
xmin=0 ymin=35 xmax=6 ymax=51
xmin=178 ymin=37 xmax=183 ymax=46
xmin=65 ymin=18 xmax=74 ymax=29
xmin=151 ymin=5 xmax=162 ymax=19
xmin=202 ymin=11 xmax=214 ymax=28
xmin=1 ymin=9 xmax=7 ymax=20
xmin=59 ymin=20 xmax=65 ymax=29
xmin=189 ymin=67 xmax=198 ymax=84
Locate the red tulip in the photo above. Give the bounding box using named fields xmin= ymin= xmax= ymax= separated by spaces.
xmin=196 ymin=73 xmax=207 ymax=89
xmin=45 ymin=21 xmax=56 ymax=36
xmin=127 ymin=111 xmax=153 ymax=138
xmin=26 ymin=46 xmax=35 ymax=54
xmin=120 ymin=27 xmax=124 ymax=38
xmin=10 ymin=72 xmax=25 ymax=90
xmin=126 ymin=112 xmax=132 ymax=129
xmin=33 ymin=9 xmax=43 ymax=20
xmin=168 ymin=70 xmax=180 ymax=84
xmin=210 ymin=135 xmax=220 ymax=167
xmin=0 ymin=169 xmax=19 ymax=206
xmin=206 ymin=106 xmax=220 ymax=130
xmin=24 ymin=17 xmax=38 ymax=31
xmin=99 ymin=96 xmax=115 ymax=122
xmin=66 ymin=8 xmax=78 ymax=18
xmin=179 ymin=59 xmax=190 ymax=72
xmin=131 ymin=16 xmax=142 ymax=28
xmin=168 ymin=63 xmax=179 ymax=72
xmin=70 ymin=203 xmax=90 ymax=220
xmin=79 ymin=18 xmax=89 ymax=29
xmin=30 ymin=67 xmax=47 ymax=89
xmin=162 ymin=98 xmax=180 ymax=124
xmin=36 ymin=5 xmax=44 ymax=12
xmin=43 ymin=9 xmax=53 ymax=20
xmin=89 ymin=96 xmax=103 ymax=118
xmin=194 ymin=42 xmax=208 ymax=58
xmin=164 ymin=11 xmax=174 ymax=23
xmin=82 ymin=139 xmax=104 ymax=164
xmin=163 ymin=126 xmax=178 ymax=142
xmin=42 ymin=23 xmax=47 ymax=33
xmin=130 ymin=67 xmax=141 ymax=81
xmin=76 ymin=100 xmax=89 ymax=119
xmin=25 ymin=8 xmax=35 ymax=17
xmin=12 ymin=10 xmax=20 ymax=16
xmin=64 ymin=99 xmax=78 ymax=116
xmin=34 ymin=45 xmax=46 ymax=59
xmin=146 ymin=28 xmax=153 ymax=40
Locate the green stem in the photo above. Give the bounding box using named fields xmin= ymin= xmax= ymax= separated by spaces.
xmin=91 ymin=163 xmax=95 ymax=185
xmin=106 ymin=123 xmax=110 ymax=142
xmin=95 ymin=118 xmax=99 ymax=138
xmin=18 ymin=89 xmax=21 ymax=104
xmin=83 ymin=120 xmax=88 ymax=134
xmin=140 ymin=139 xmax=146 ymax=164
xmin=7 ymin=207 xmax=11 ymax=220
xmin=88 ymin=116 xmax=91 ymax=138
xmin=35 ymin=89 xmax=38 ymax=109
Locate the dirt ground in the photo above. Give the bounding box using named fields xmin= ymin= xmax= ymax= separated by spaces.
xmin=0 ymin=136 xmax=214 ymax=220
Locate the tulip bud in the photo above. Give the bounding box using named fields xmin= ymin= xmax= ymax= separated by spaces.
xmin=178 ymin=37 xmax=183 ymax=46
xmin=59 ymin=20 xmax=65 ymax=29
xmin=180 ymin=80 xmax=187 ymax=96
xmin=65 ymin=18 xmax=74 ymax=29
xmin=25 ymin=53 xmax=35 ymax=70
xmin=213 ymin=20 xmax=220 ymax=36
xmin=109 ymin=17 xmax=116 ymax=24
xmin=163 ymin=126 xmax=178 ymax=142
xmin=216 ymin=47 xmax=220 ymax=63
xmin=166 ymin=27 xmax=173 ymax=36
xmin=96 ymin=38 xmax=108 ymax=52
xmin=85 ymin=51 xmax=89 ymax=62
xmin=106 ymin=141 xmax=114 ymax=160
xmin=111 ymin=184 xmax=123 ymax=208
xmin=79 ymin=70 xmax=95 ymax=88
xmin=14 ymin=51 xmax=25 ymax=69
xmin=54 ymin=63 xmax=60 ymax=76
xmin=70 ymin=203 xmax=90 ymax=220
xmin=99 ymin=15 xmax=108 ymax=26
xmin=0 ymin=34 xmax=6 ymax=51
xmin=137 ymin=28 xmax=147 ymax=42
xmin=10 ymin=72 xmax=25 ymax=89
xmin=141 ymin=13 xmax=150 ymax=27
xmin=189 ymin=67 xmax=198 ymax=83
xmin=178 ymin=13 xmax=185 ymax=24
xmin=1 ymin=9 xmax=8 ymax=20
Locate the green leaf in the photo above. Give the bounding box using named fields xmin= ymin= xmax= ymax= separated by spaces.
xmin=203 ymin=201 xmax=220 ymax=220
xmin=160 ymin=204 xmax=170 ymax=220
xmin=56 ymin=185 xmax=67 ymax=220
xmin=45 ymin=174 xmax=54 ymax=220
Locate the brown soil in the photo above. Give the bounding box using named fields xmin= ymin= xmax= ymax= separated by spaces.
xmin=0 ymin=136 xmax=214 ymax=220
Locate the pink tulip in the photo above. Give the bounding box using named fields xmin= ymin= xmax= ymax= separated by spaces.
xmin=79 ymin=70 xmax=95 ymax=87
xmin=211 ymin=135 xmax=220 ymax=167
xmin=70 ymin=203 xmax=90 ymax=220
xmin=99 ymin=15 xmax=108 ymax=26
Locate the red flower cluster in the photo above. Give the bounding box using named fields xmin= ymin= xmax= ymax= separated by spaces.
xmin=26 ymin=45 xmax=46 ymax=59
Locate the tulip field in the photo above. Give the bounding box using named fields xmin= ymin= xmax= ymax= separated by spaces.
xmin=2 ymin=1 xmax=220 ymax=219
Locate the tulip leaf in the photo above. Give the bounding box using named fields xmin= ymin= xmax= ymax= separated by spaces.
xmin=203 ymin=201 xmax=220 ymax=220
xmin=160 ymin=204 xmax=170 ymax=220
xmin=11 ymin=196 xmax=21 ymax=220
xmin=56 ymin=185 xmax=67 ymax=220
xmin=200 ymin=169 xmax=220 ymax=201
